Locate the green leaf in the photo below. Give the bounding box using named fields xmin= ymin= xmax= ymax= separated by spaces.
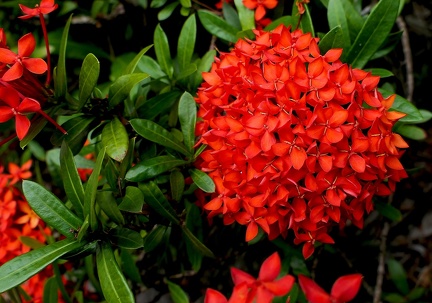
xmin=109 ymin=73 xmax=149 ymax=107
xmin=139 ymin=182 xmax=180 ymax=225
xmin=393 ymin=124 xmax=427 ymax=141
xmin=344 ymin=0 xmax=399 ymax=68
xmin=76 ymin=215 xmax=89 ymax=242
xmin=119 ymin=186 xmax=145 ymax=213
xmin=51 ymin=115 xmax=95 ymax=155
xmin=43 ymin=277 xmax=58 ymax=303
xmin=418 ymin=109 xmax=432 ymax=124
xmin=223 ymin=1 xmax=241 ymax=31
xmin=387 ymin=258 xmax=410 ymax=295
xmin=379 ymin=89 xmax=423 ymax=123
xmin=291 ymin=2 xmax=314 ymax=37
xmin=154 ymin=24 xmax=173 ymax=79
xmin=55 ymin=14 xmax=72 ymax=98
xmin=189 ymin=168 xmax=215 ymax=193
xmin=328 ymin=0 xmax=350 ymax=49
xmin=176 ymin=63 xmax=197 ymax=80
xmin=84 ymin=147 xmax=106 ymax=231
xmin=375 ymin=201 xmax=402 ymax=222
xmin=178 ymin=14 xmax=196 ymax=71
xmin=340 ymin=0 xmax=364 ymax=42
xmin=158 ymin=2 xmax=179 ymax=20
xmin=97 ymin=190 xmax=125 ymax=225
xmin=234 ymin=0 xmax=255 ymax=31
xmin=123 ymin=44 xmax=153 ymax=75
xmin=109 ymin=227 xmax=143 ymax=249
xmin=193 ymin=50 xmax=216 ymax=89
xmin=383 ymin=293 xmax=406 ymax=303
xmin=120 ymin=249 xmax=143 ymax=284
xmin=101 ymin=117 xmax=129 ymax=162
xmin=96 ymin=242 xmax=134 ymax=303
xmin=178 ymin=92 xmax=197 ymax=154
xmin=366 ymin=68 xmax=394 ymax=78
xmin=198 ymin=10 xmax=238 ymax=43
xmin=185 ymin=201 xmax=203 ymax=271
xmin=170 ymin=170 xmax=184 ymax=202
xmin=78 ymin=53 xmax=100 ymax=110
xmin=20 ymin=115 xmax=48 ymax=149
xmin=23 ymin=180 xmax=82 ymax=238
xmin=179 ymin=0 xmax=191 ymax=8
xmin=138 ymin=90 xmax=181 ymax=120
xmin=60 ymin=141 xmax=85 ymax=218
xmin=182 ymin=225 xmax=214 ymax=258
xmin=137 ymin=55 xmax=168 ymax=82
xmin=125 ymin=155 xmax=187 ymax=182
xmin=143 ymin=225 xmax=167 ymax=252
xmin=0 ymin=238 xmax=85 ymax=293
xmin=319 ymin=26 xmax=345 ymax=54
xmin=19 ymin=236 xmax=45 ymax=250
xmin=264 ymin=16 xmax=293 ymax=31
xmin=167 ymin=280 xmax=189 ymax=303
xmin=150 ymin=0 xmax=167 ymax=8
xmin=130 ymin=119 xmax=191 ymax=156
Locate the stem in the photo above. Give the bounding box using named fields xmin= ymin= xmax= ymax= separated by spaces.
xmin=53 ymin=262 xmax=73 ymax=303
xmin=37 ymin=109 xmax=67 ymax=134
xmin=0 ymin=133 xmax=17 ymax=146
xmin=39 ymin=13 xmax=52 ymax=87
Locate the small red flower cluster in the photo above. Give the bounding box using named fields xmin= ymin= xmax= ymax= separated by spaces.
xmin=205 ymin=252 xmax=294 ymax=303
xmin=0 ymin=160 xmax=53 ymax=301
xmin=195 ymin=24 xmax=408 ymax=258
xmin=243 ymin=0 xmax=278 ymax=21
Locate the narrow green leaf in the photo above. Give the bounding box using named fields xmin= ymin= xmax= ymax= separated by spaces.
xmin=97 ymin=190 xmax=125 ymax=225
xmin=223 ymin=1 xmax=241 ymax=31
xmin=154 ymin=24 xmax=173 ymax=78
xmin=379 ymin=89 xmax=423 ymax=123
xmin=189 ymin=168 xmax=215 ymax=193
xmin=366 ymin=68 xmax=394 ymax=78
xmin=393 ymin=124 xmax=427 ymax=141
xmin=123 ymin=44 xmax=153 ymax=75
xmin=387 ymin=258 xmax=410 ymax=295
xmin=176 ymin=63 xmax=197 ymax=81
xmin=143 ymin=225 xmax=167 ymax=252
xmin=179 ymin=0 xmax=191 ymax=8
xmin=118 ymin=186 xmax=145 ymax=213
xmin=96 ymin=242 xmax=134 ymax=303
xmin=139 ymin=182 xmax=180 ymax=225
xmin=167 ymin=280 xmax=189 ymax=303
xmin=345 ymin=0 xmax=399 ymax=68
xmin=182 ymin=225 xmax=214 ymax=258
xmin=178 ymin=14 xmax=196 ymax=71
xmin=101 ymin=117 xmax=129 ymax=162
xmin=417 ymin=109 xmax=432 ymax=124
xmin=84 ymin=147 xmax=106 ymax=231
xmin=78 ymin=53 xmax=100 ymax=110
xmin=60 ymin=141 xmax=85 ymax=218
xmin=319 ymin=26 xmax=345 ymax=54
xmin=150 ymin=0 xmax=167 ymax=8
xmin=158 ymin=2 xmax=179 ymax=21
xmin=193 ymin=50 xmax=216 ymax=89
xmin=20 ymin=115 xmax=48 ymax=149
xmin=234 ymin=0 xmax=255 ymax=30
xmin=120 ymin=249 xmax=143 ymax=284
xmin=264 ymin=16 xmax=293 ymax=31
xmin=137 ymin=55 xmax=168 ymax=82
xmin=375 ymin=201 xmax=402 ymax=222
xmin=130 ymin=119 xmax=191 ymax=156
xmin=125 ymin=155 xmax=187 ymax=182
xmin=328 ymin=0 xmax=350 ymax=49
xmin=340 ymin=0 xmax=364 ymax=42
xmin=109 ymin=73 xmax=149 ymax=107
xmin=198 ymin=10 xmax=238 ymax=43
xmin=43 ymin=277 xmax=58 ymax=303
xmin=55 ymin=14 xmax=72 ymax=98
xmin=76 ymin=215 xmax=89 ymax=242
xmin=170 ymin=170 xmax=185 ymax=202
xmin=0 ymin=238 xmax=85 ymax=293
xmin=178 ymin=92 xmax=197 ymax=154
xmin=23 ymin=180 xmax=82 ymax=238
xmin=138 ymin=90 xmax=181 ymax=120
xmin=109 ymin=227 xmax=143 ymax=249
xmin=19 ymin=236 xmax=45 ymax=250
xmin=291 ymin=2 xmax=314 ymax=36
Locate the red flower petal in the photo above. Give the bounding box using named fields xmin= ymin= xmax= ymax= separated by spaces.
xmin=205 ymin=289 xmax=228 ymax=303
xmin=17 ymin=98 xmax=41 ymax=113
xmin=330 ymin=274 xmax=362 ymax=302
xmin=230 ymin=267 xmax=256 ymax=287
xmin=263 ymin=275 xmax=295 ymax=296
xmin=349 ymin=154 xmax=366 ymax=173
xmin=290 ymin=147 xmax=306 ymax=170
xmin=17 ymin=33 xmax=36 ymax=57
xmin=0 ymin=87 xmax=21 ymax=108
xmin=0 ymin=48 xmax=17 ymax=64
xmin=298 ymin=275 xmax=332 ymax=303
xmin=0 ymin=106 xmax=14 ymax=123
xmin=23 ymin=58 xmax=48 ymax=74
xmin=15 ymin=114 xmax=31 ymax=140
xmin=2 ymin=62 xmax=24 ymax=81
xmin=258 ymin=252 xmax=281 ymax=281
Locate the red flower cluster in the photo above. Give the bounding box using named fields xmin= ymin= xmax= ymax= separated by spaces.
xmin=0 ymin=160 xmax=53 ymax=301
xmin=195 ymin=24 xmax=408 ymax=258
xmin=204 ymin=252 xmax=294 ymax=303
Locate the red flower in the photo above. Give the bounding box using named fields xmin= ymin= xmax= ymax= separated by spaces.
xmin=19 ymin=0 xmax=58 ymax=19
xmin=0 ymin=33 xmax=47 ymax=81
xmin=195 ymin=24 xmax=408 ymax=259
xmin=296 ymin=0 xmax=310 ymax=15
xmin=0 ymin=86 xmax=41 ymax=140
xmin=298 ymin=273 xmax=362 ymax=303
xmin=243 ymin=0 xmax=278 ymax=21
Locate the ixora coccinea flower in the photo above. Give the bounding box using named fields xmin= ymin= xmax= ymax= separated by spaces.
xmin=18 ymin=0 xmax=58 ymax=19
xmin=194 ymin=24 xmax=409 ymax=259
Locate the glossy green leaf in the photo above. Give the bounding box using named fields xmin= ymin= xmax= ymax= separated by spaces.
xmin=223 ymin=1 xmax=241 ymax=30
xmin=76 ymin=215 xmax=89 ymax=242
xmin=291 ymin=2 xmax=314 ymax=37
xmin=154 ymin=24 xmax=173 ymax=78
xmin=178 ymin=92 xmax=197 ymax=154
xmin=193 ymin=50 xmax=216 ymax=89
xmin=182 ymin=225 xmax=214 ymax=258
xmin=150 ymin=0 xmax=167 ymax=8
xmin=179 ymin=0 xmax=191 ymax=8
xmin=19 ymin=236 xmax=45 ymax=250
xmin=379 ymin=89 xmax=423 ymax=123
xmin=109 ymin=227 xmax=143 ymax=249
xmin=20 ymin=115 xmax=48 ymax=149
xmin=78 ymin=53 xmax=100 ymax=110
xmin=96 ymin=242 xmax=134 ymax=303
xmin=319 ymin=26 xmax=345 ymax=54
xmin=170 ymin=170 xmax=184 ymax=202
xmin=23 ymin=180 xmax=82 ymax=238
xmin=138 ymin=90 xmax=181 ymax=120
xmin=167 ymin=280 xmax=189 ymax=303
xmin=101 ymin=117 xmax=129 ymax=162
xmin=387 ymin=258 xmax=409 ymax=295
xmin=158 ymin=2 xmax=179 ymax=21
xmin=143 ymin=225 xmax=167 ymax=252
xmin=119 ymin=137 xmax=136 ymax=180
xmin=55 ymin=14 xmax=72 ymax=98
xmin=123 ymin=44 xmax=153 ymax=75
xmin=84 ymin=147 xmax=106 ymax=231
xmin=119 ymin=186 xmax=145 ymax=213
xmin=234 ymin=0 xmax=255 ymax=30
xmin=375 ymin=201 xmax=402 ymax=222
xmin=366 ymin=68 xmax=394 ymax=78
xmin=120 ymin=249 xmax=143 ymax=284
xmin=189 ymin=168 xmax=215 ymax=193
xmin=328 ymin=0 xmax=350 ymax=49
xmin=345 ymin=0 xmax=399 ymax=68
xmin=417 ymin=109 xmax=432 ymax=124
xmin=0 ymin=238 xmax=85 ymax=293
xmin=137 ymin=55 xmax=168 ymax=82
xmin=198 ymin=10 xmax=238 ymax=43
xmin=97 ymin=190 xmax=125 ymax=225
xmin=51 ymin=115 xmax=95 ymax=155
xmin=340 ymin=0 xmax=364 ymax=42
xmin=130 ymin=119 xmax=191 ymax=156
xmin=60 ymin=141 xmax=85 ymax=218
xmin=109 ymin=73 xmax=149 ymax=107
xmin=178 ymin=14 xmax=196 ymax=71
xmin=264 ymin=16 xmax=293 ymax=31
xmin=176 ymin=63 xmax=197 ymax=80
xmin=139 ymin=182 xmax=180 ymax=224
xmin=126 ymin=155 xmax=187 ymax=182
xmin=43 ymin=277 xmax=58 ymax=303
xmin=393 ymin=124 xmax=427 ymax=141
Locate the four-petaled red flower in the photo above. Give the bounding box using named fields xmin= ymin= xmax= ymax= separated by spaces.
xmin=243 ymin=0 xmax=278 ymax=21
xmin=19 ymin=0 xmax=58 ymax=19
xmin=0 ymin=86 xmax=41 ymax=140
xmin=0 ymin=33 xmax=48 ymax=81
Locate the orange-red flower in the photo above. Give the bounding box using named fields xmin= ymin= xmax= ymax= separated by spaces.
xmin=19 ymin=0 xmax=58 ymax=19
xmin=243 ymin=0 xmax=278 ymax=21
xmin=195 ymin=24 xmax=408 ymax=259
